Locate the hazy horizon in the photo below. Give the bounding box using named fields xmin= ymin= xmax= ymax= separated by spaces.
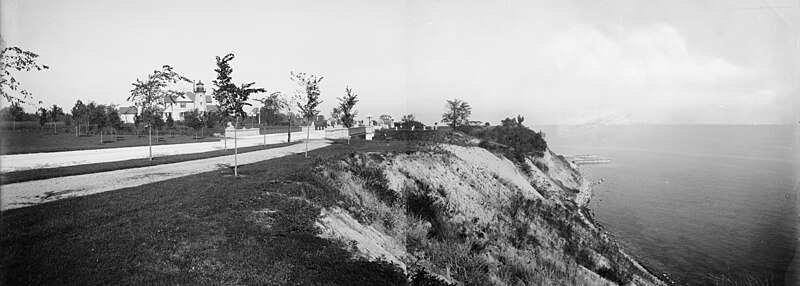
xmin=2 ymin=0 xmax=798 ymax=125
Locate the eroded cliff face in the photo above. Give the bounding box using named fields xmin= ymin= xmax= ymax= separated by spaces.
xmin=315 ymin=144 xmax=665 ymax=286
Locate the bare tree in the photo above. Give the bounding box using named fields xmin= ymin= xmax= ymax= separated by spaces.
xmin=291 ymin=71 xmax=323 ymax=158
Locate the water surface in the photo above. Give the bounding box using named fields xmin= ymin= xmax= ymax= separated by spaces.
xmin=539 ymin=125 xmax=798 ymax=285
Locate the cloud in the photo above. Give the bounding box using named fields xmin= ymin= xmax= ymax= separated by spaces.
xmin=539 ymin=23 xmax=764 ymax=124
xmin=549 ymin=23 xmax=752 ymax=86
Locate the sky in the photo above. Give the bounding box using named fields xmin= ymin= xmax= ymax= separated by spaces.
xmin=2 ymin=0 xmax=798 ymax=125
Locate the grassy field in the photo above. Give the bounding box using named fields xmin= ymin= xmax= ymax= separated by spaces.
xmin=0 ymin=141 xmax=298 ymax=184
xmin=0 ymin=130 xmax=220 ymax=155
xmin=0 ymin=139 xmax=422 ymax=285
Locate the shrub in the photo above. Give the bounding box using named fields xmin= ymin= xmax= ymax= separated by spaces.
xmin=349 ymin=163 xmax=397 ymax=206
xmin=408 ymin=268 xmax=456 ymax=286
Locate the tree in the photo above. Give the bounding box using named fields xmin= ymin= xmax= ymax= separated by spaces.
xmin=90 ymin=104 xmax=108 ymax=143
xmin=257 ymin=92 xmax=287 ymax=126
xmin=128 ymin=65 xmax=191 ymax=160
xmin=291 ymin=71 xmax=323 ymax=158
xmin=378 ymin=114 xmax=393 ymax=127
xmin=1 ymin=40 xmax=49 ymax=104
xmin=71 ymin=100 xmax=87 ymax=137
xmin=398 ymin=113 xmax=424 ymax=130
xmin=212 ymin=53 xmax=266 ymax=176
xmin=203 ymin=110 xmax=219 ymax=138
xmin=133 ymin=113 xmax=141 ymax=137
xmin=402 ymin=113 xmax=415 ymax=123
xmin=6 ymin=102 xmax=24 ymax=131
xmin=338 ymin=86 xmax=359 ymax=128
xmin=48 ymin=104 xmax=63 ymax=134
xmin=257 ymin=91 xmax=288 ymax=145
xmin=330 ymin=107 xmax=342 ymax=127
xmin=85 ymin=101 xmax=97 ymax=134
xmin=441 ymin=98 xmax=472 ymax=130
xmin=166 ymin=112 xmax=175 ymax=138
xmin=37 ymin=107 xmax=47 ymax=134
xmin=152 ymin=113 xmax=165 ymax=142
xmin=107 ymin=108 xmax=123 ymax=141
xmin=185 ymin=109 xmax=204 ymax=139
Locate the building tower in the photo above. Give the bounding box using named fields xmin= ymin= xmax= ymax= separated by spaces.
xmin=194 ymin=80 xmax=206 ymax=111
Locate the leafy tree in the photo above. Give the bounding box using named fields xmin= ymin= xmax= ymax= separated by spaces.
xmin=107 ymin=108 xmax=123 ymax=141
xmin=85 ymin=101 xmax=98 ymax=134
xmin=71 ymin=100 xmax=87 ymax=137
xmin=378 ymin=114 xmax=393 ymax=127
xmin=291 ymin=71 xmax=323 ymax=157
xmin=6 ymin=101 xmax=24 ymax=131
xmin=152 ymin=112 xmax=165 ymax=142
xmin=165 ymin=112 xmax=174 ymax=138
xmin=441 ymin=98 xmax=472 ymax=130
xmin=338 ymin=86 xmax=359 ymax=128
xmin=330 ymin=107 xmax=342 ymax=126
xmin=37 ymin=107 xmax=47 ymax=134
xmin=401 ymin=114 xmax=415 ymax=123
xmin=90 ymin=104 xmax=108 ymax=143
xmin=184 ymin=109 xmax=204 ymax=139
xmin=472 ymin=114 xmax=548 ymax=169
xmin=133 ymin=113 xmax=141 ymax=137
xmin=501 ymin=115 xmax=525 ymax=128
xmin=257 ymin=91 xmax=287 ymax=126
xmin=203 ymin=110 xmax=220 ymax=137
xmin=256 ymin=92 xmax=287 ymax=145
xmin=1 ymin=40 xmax=49 ymax=104
xmin=48 ymin=104 xmax=63 ymax=134
xmin=212 ymin=53 xmax=266 ymax=176
xmin=128 ymin=65 xmax=191 ymax=159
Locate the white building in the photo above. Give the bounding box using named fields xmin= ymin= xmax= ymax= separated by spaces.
xmin=164 ymin=81 xmax=218 ymax=120
xmin=119 ymin=106 xmax=138 ymax=124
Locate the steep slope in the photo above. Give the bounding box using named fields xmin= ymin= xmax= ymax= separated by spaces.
xmin=315 ymin=143 xmax=665 ymax=285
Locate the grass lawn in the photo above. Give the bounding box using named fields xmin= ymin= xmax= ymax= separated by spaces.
xmin=0 ymin=142 xmax=298 ymax=185
xmin=0 ymin=139 xmax=423 ymax=285
xmin=0 ymin=130 xmax=220 ymax=155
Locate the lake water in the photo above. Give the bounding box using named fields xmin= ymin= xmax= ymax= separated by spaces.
xmin=538 ymin=125 xmax=799 ymax=285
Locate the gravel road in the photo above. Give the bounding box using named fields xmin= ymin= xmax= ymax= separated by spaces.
xmin=0 ymin=130 xmax=324 ymax=173
xmin=1 ymin=139 xmax=331 ymax=211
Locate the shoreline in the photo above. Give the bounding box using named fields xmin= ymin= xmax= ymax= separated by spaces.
xmin=574 ymin=166 xmax=674 ymax=285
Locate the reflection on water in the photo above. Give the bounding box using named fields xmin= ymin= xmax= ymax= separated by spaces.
xmin=539 ymin=125 xmax=798 ymax=285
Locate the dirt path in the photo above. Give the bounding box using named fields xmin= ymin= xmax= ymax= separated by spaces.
xmin=1 ymin=140 xmax=331 ymax=211
xmin=0 ymin=130 xmax=324 ymax=173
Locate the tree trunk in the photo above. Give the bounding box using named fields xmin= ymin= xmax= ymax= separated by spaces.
xmin=234 ymin=116 xmax=239 ymax=177
xmin=287 ymin=117 xmax=292 ymax=143
xmin=304 ymin=121 xmax=311 ymax=157
xmin=100 ymin=130 xmax=103 ymax=143
xmin=148 ymin=126 xmax=153 ymax=160
xmin=12 ymin=119 xmax=15 ymax=131
xmin=75 ymin=125 xmax=79 ymax=137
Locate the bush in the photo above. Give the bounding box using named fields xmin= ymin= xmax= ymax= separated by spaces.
xmin=349 ymin=163 xmax=397 ymax=206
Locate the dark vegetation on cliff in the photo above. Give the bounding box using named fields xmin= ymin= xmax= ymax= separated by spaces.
xmin=317 ymin=130 xmax=666 ymax=285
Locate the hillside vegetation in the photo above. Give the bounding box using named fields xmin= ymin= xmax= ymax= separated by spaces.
xmin=316 ymin=130 xmax=666 ymax=285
